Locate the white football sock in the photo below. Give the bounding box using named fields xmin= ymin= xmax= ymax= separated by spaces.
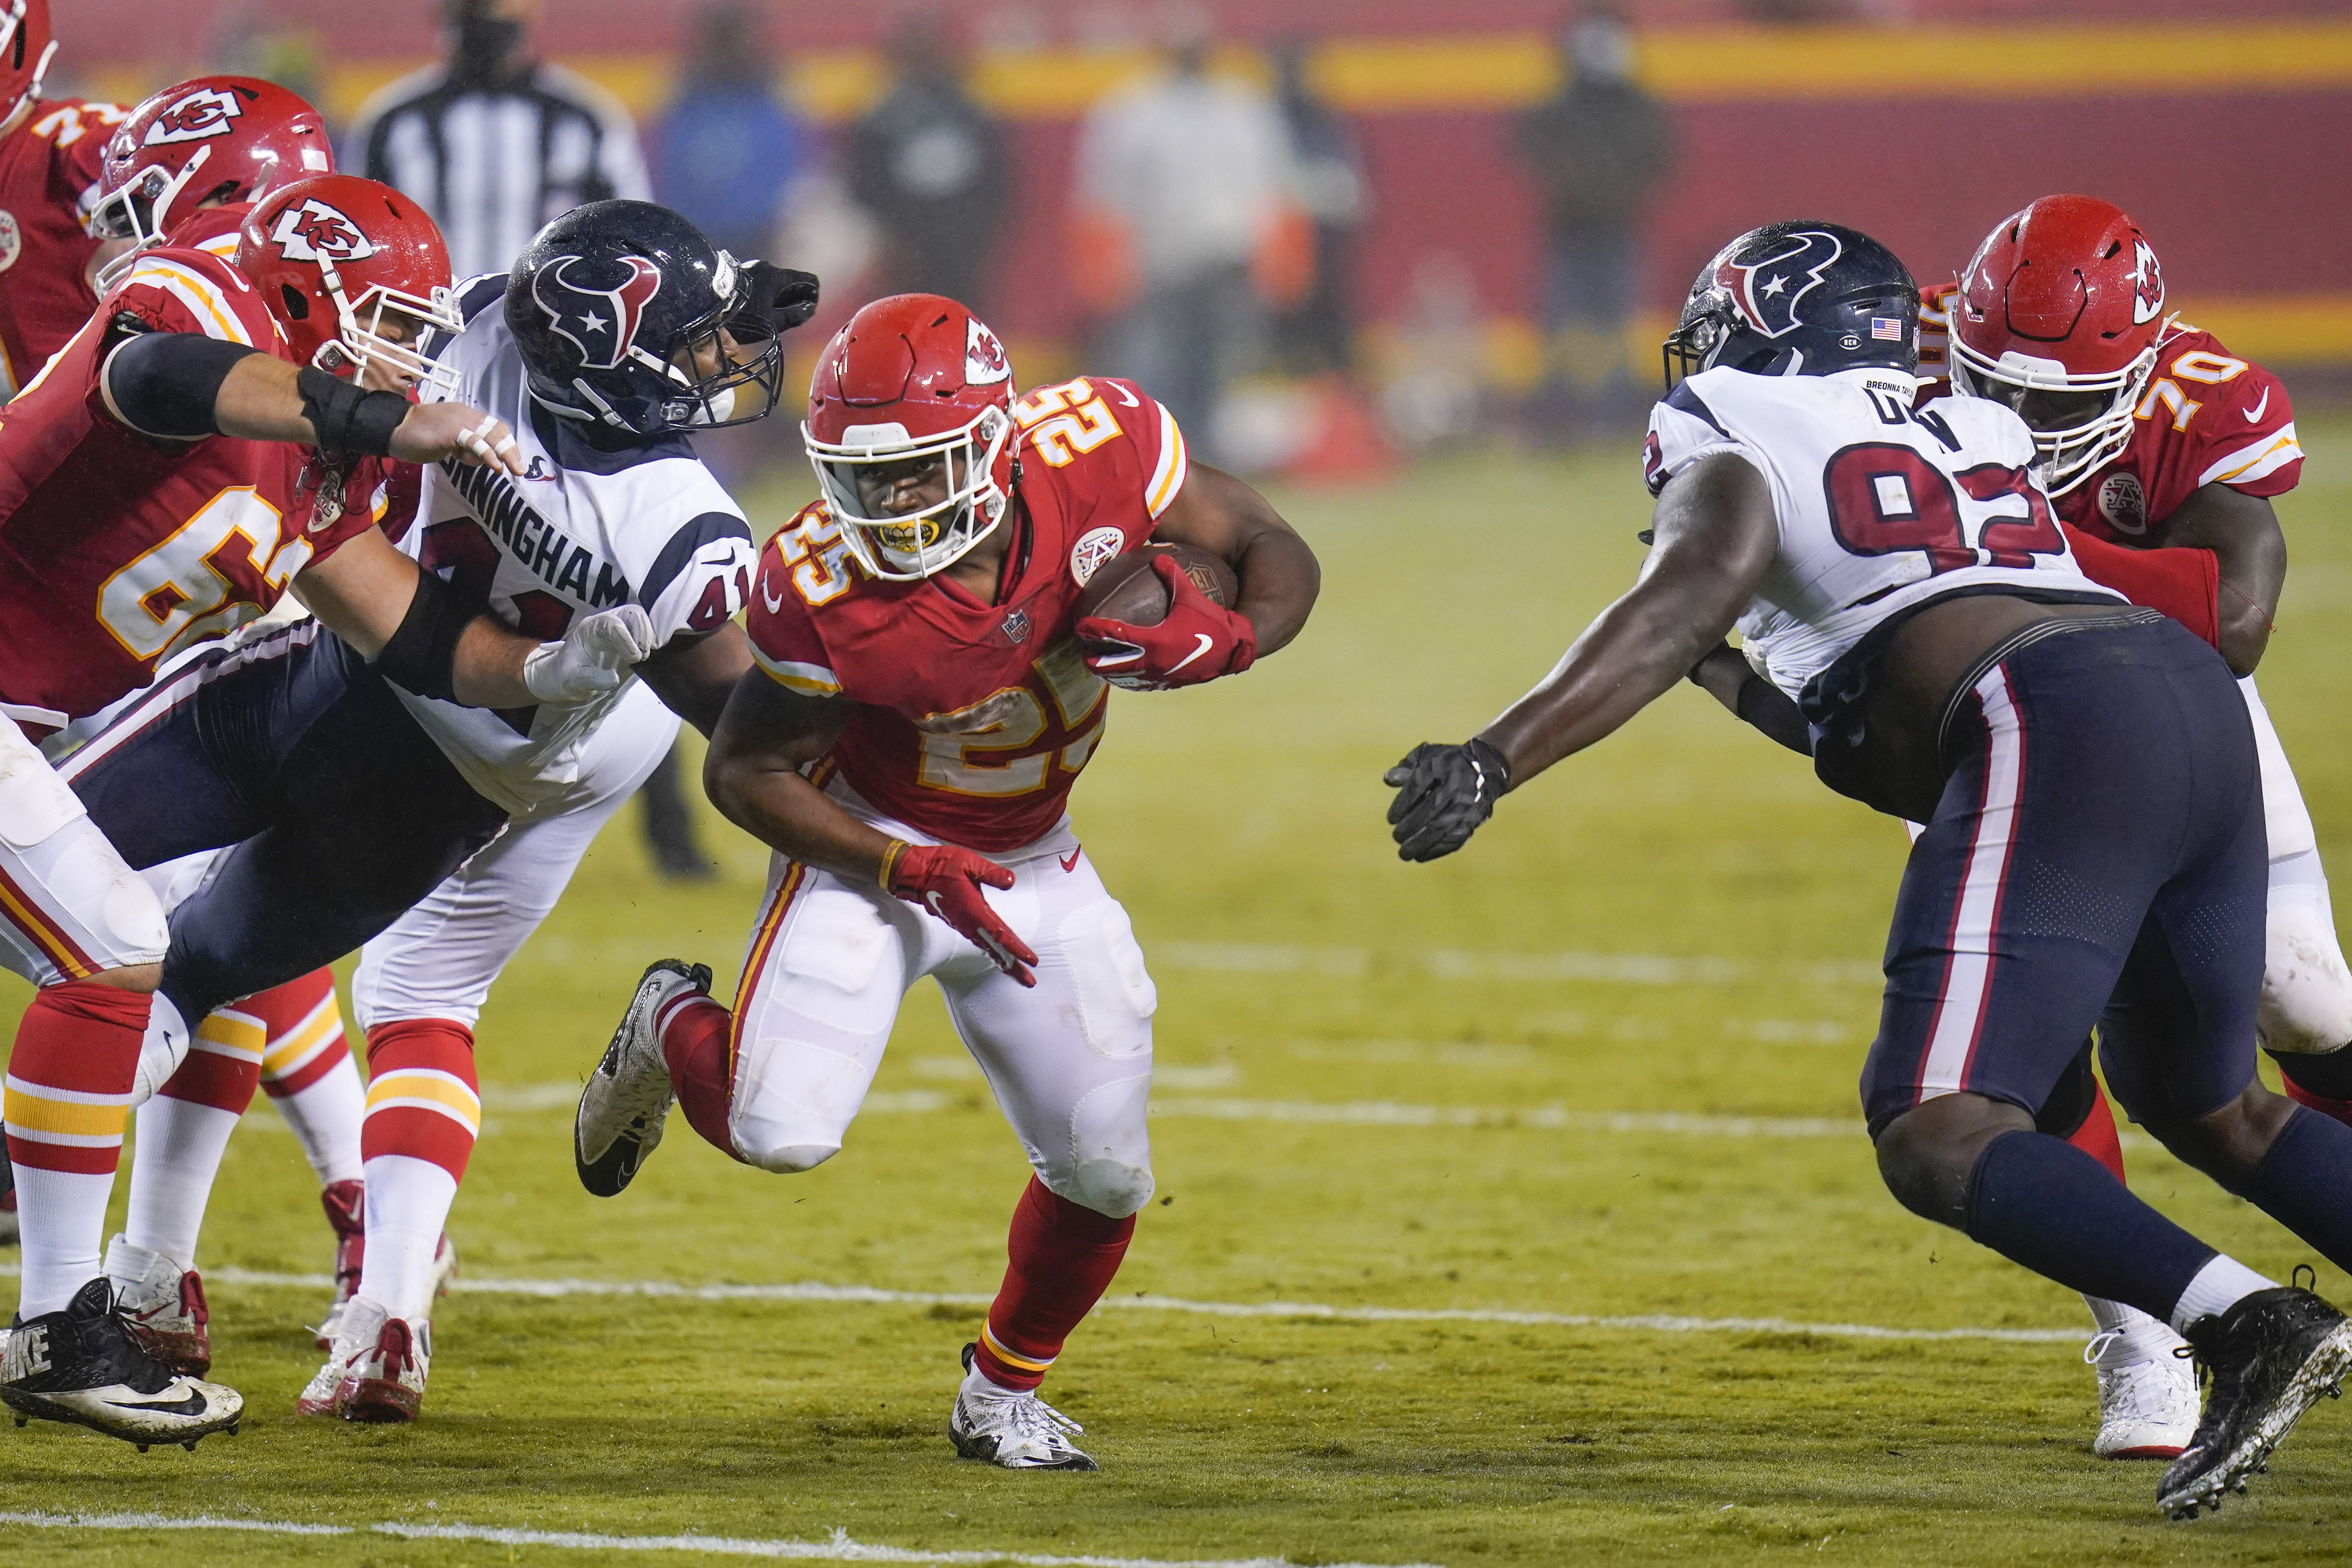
xmin=359 ymin=1153 xmax=457 ymax=1321
xmin=128 ymin=993 xmax=189 ymax=1110
xmin=269 ymin=1052 xmax=366 ymax=1187
xmin=2170 ymin=1254 xmax=2278 ymax=1335
xmin=2082 ymin=1294 xmax=2183 ymax=1363
xmin=14 ymin=1163 xmax=111 ymax=1318
xmin=124 ymin=1095 xmax=242 ymax=1267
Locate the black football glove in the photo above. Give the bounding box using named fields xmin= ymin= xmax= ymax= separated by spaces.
xmin=1384 ymin=738 xmax=1510 ymax=862
xmin=734 ymin=260 xmax=821 ymax=336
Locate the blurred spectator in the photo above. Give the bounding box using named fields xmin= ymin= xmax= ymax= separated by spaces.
xmin=347 ymin=0 xmax=650 ymax=280
xmin=652 ymin=3 xmax=804 ymax=266
xmin=845 ymin=12 xmax=1009 ymax=310
xmin=1269 ymin=42 xmax=1367 ymax=377
xmin=1072 ymin=13 xmax=1300 ymax=465
xmin=1515 ymin=8 xmax=1675 ymax=441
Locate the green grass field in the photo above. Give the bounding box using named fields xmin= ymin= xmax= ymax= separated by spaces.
xmin=6 ymin=425 xmax=2352 ymax=1566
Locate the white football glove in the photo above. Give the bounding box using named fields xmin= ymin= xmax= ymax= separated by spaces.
xmin=521 ymin=603 xmax=656 ymax=704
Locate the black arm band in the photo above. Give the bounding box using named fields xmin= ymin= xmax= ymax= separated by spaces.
xmin=1733 ymin=673 xmax=1813 ymax=756
xmin=103 ymin=332 xmax=260 ymax=438
xmin=296 ymin=364 xmax=411 ymax=457
xmin=371 ymin=568 xmax=477 ymax=702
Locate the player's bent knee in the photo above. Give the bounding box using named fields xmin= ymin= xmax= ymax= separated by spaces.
xmin=1058 ymin=1157 xmax=1154 ymax=1219
xmin=740 ymin=1140 xmax=840 ymax=1175
xmin=1038 ymin=1070 xmax=1154 ymax=1217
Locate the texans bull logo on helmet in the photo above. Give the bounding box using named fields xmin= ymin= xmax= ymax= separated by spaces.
xmin=1713 ymin=228 xmax=1846 ymax=340
xmin=269 ymin=197 xmax=376 ymax=263
xmin=144 ymin=84 xmax=246 ymax=145
xmin=2128 ymin=236 xmax=2165 ymax=325
xmin=534 ymin=253 xmax=662 ymax=371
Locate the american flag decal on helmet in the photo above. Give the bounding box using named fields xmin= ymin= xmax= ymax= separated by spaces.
xmin=1871 ymin=318 xmax=1904 ymax=341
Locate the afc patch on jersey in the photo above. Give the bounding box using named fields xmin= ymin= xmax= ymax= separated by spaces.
xmin=2096 ymin=470 xmax=2149 ymax=535
xmin=1069 ymin=525 xmax=1125 ymax=586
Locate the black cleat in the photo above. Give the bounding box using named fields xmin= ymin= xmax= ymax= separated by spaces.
xmin=2 ymin=1278 xmax=243 ymax=1448
xmin=575 ymin=960 xmax=708 ymax=1197
xmin=2159 ymin=1285 xmax=2352 ymax=1519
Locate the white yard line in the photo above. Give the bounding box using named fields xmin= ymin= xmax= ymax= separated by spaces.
xmin=0 ymin=1513 xmax=1438 ymax=1568
xmin=0 ymin=1263 xmax=2078 ymax=1346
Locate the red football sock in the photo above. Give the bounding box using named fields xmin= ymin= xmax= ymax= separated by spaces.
xmin=971 ymin=1176 xmax=1136 ymax=1392
xmin=6 ymin=980 xmax=151 ymax=1316
xmin=658 ymin=991 xmax=742 ymax=1159
xmin=2065 ymin=1074 xmax=2128 ymax=1184
xmin=362 ymin=1018 xmax=479 ymax=1182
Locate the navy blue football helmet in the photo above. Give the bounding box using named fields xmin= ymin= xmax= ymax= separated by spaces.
xmin=1662 ymin=221 xmax=1917 ymax=389
xmin=504 ymin=199 xmax=793 ymax=437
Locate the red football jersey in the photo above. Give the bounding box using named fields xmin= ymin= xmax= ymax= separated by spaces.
xmin=0 ymin=97 xmax=127 ymax=395
xmin=0 ymin=246 xmax=381 ymax=729
xmin=2056 ymin=322 xmax=2301 ymax=543
xmin=748 ymin=375 xmax=1191 ymax=853
xmin=163 ymin=200 xmax=250 ymax=263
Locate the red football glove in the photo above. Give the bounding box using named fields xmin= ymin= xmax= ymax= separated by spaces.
xmin=1076 ymin=555 xmax=1258 ymax=690
xmin=881 ymin=841 xmax=1037 ymax=987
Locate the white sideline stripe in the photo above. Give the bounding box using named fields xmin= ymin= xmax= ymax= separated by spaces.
xmin=0 ymin=1513 xmax=1434 ymax=1568
xmin=0 ymin=1263 xmax=2080 ymax=1346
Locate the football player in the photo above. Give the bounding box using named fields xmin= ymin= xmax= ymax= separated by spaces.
xmin=61 ymin=74 xmax=389 ymax=1363
xmin=0 ymin=172 xmax=645 ymax=1448
xmin=1387 ymin=221 xmax=2352 ymax=1519
xmin=572 ymin=293 xmax=1319 ymax=1470
xmin=61 ymin=200 xmax=817 ymax=1424
xmin=0 ymin=0 xmax=127 ymax=396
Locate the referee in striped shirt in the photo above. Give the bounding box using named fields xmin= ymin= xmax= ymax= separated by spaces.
xmin=345 ymin=0 xmax=651 ymax=281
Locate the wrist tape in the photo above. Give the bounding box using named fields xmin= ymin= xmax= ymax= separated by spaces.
xmin=297 ymin=365 xmax=410 ymax=457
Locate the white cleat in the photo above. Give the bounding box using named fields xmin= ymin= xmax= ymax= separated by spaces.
xmin=947 ymin=1343 xmax=1099 ymax=1470
xmin=103 ymin=1235 xmax=211 ymax=1377
xmin=575 ymin=960 xmax=706 ymax=1197
xmin=2 ymin=1278 xmax=241 ymax=1449
xmin=2088 ymin=1327 xmax=2200 ymax=1459
xmin=297 ymin=1296 xmax=430 ymax=1423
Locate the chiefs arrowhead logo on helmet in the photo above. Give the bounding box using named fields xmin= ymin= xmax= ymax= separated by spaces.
xmin=534 ymin=253 xmax=662 ymax=371
xmin=2128 ymin=237 xmax=2165 ymax=326
xmin=1715 ymin=228 xmax=1844 ymax=341
xmin=144 ymin=85 xmax=245 ymax=146
xmin=269 ymin=197 xmax=376 ymax=263
xmin=965 ymin=316 xmax=1010 ymax=386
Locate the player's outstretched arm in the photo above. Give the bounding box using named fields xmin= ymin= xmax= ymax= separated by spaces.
xmin=706 ymin=672 xmax=1039 ymax=985
xmin=2154 ymin=484 xmax=2287 ymax=676
xmin=100 ymin=332 xmax=527 ymax=475
xmin=296 ymin=530 xmax=652 ymax=709
xmin=1148 ymin=462 xmax=1321 ymax=658
xmin=636 ymin=624 xmax=755 ymax=738
xmin=1385 ymin=452 xmax=1777 ymax=862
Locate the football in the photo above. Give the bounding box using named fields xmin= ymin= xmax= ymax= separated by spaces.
xmin=1072 ymin=543 xmax=1238 ymax=644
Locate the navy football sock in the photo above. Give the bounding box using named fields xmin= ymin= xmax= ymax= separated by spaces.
xmin=2232 ymin=1106 xmax=2352 ymax=1273
xmin=1964 ymin=1129 xmax=2216 ymax=1323
xmin=2273 ymin=1047 xmax=2352 ymax=1103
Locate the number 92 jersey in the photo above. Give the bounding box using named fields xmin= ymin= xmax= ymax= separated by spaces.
xmin=747 ymin=374 xmax=1189 ymax=855
xmin=1643 ymin=365 xmax=2119 ymax=701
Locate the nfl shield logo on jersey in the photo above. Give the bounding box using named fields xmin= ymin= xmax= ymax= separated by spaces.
xmin=1714 ymin=228 xmax=1845 ymax=339
xmin=2096 ymin=470 xmax=2148 ymax=534
xmin=1069 ymin=526 xmax=1125 ymax=586
xmin=270 ymin=199 xmax=378 ymax=263
xmin=145 ymin=85 xmax=246 ymax=145
xmin=0 ymin=209 xmax=20 ymax=274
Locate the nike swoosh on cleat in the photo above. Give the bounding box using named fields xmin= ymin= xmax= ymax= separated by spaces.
xmin=101 ymin=1389 xmax=212 ymax=1416
xmin=1165 ymin=633 xmax=1216 ymax=674
xmin=2245 ymin=388 xmax=2270 ymax=422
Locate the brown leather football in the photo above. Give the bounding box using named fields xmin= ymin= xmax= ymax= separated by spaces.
xmin=1072 ymin=542 xmax=1238 ymax=635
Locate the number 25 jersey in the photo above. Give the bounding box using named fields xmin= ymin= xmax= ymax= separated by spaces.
xmin=1643 ymin=365 xmax=2118 ymax=702
xmin=747 ymin=375 xmax=1189 ymax=854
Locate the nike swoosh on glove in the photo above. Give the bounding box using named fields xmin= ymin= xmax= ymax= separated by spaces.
xmin=1384 ymin=738 xmax=1510 ymax=861
xmin=1076 ymin=555 xmax=1258 ymax=690
xmin=884 ymin=842 xmax=1039 ymax=986
xmin=521 ymin=603 xmax=656 ymax=704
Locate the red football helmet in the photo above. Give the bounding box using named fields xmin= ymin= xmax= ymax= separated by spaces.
xmin=236 ymin=175 xmax=463 ymax=397
xmin=0 ymin=0 xmax=56 ymax=131
xmin=803 ymin=294 xmax=1018 ymax=580
xmin=93 ymin=77 xmax=334 ymax=285
xmin=1948 ymin=194 xmax=2169 ymax=495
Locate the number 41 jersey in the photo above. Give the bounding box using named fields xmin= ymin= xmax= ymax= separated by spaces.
xmin=1644 ymin=364 xmax=2119 ymax=702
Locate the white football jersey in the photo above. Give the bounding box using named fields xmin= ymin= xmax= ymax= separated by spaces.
xmin=396 ymin=276 xmax=756 ymax=811
xmin=1644 ymin=365 xmax=2121 ymax=700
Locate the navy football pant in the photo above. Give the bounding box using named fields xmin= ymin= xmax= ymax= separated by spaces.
xmin=60 ymin=622 xmax=508 ymax=1029
xmin=1860 ymin=612 xmax=2266 ymax=1135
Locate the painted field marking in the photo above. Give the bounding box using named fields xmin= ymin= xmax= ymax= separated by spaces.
xmin=0 ymin=1263 xmax=2080 ymax=1346
xmin=0 ymin=1513 xmax=1437 ymax=1568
